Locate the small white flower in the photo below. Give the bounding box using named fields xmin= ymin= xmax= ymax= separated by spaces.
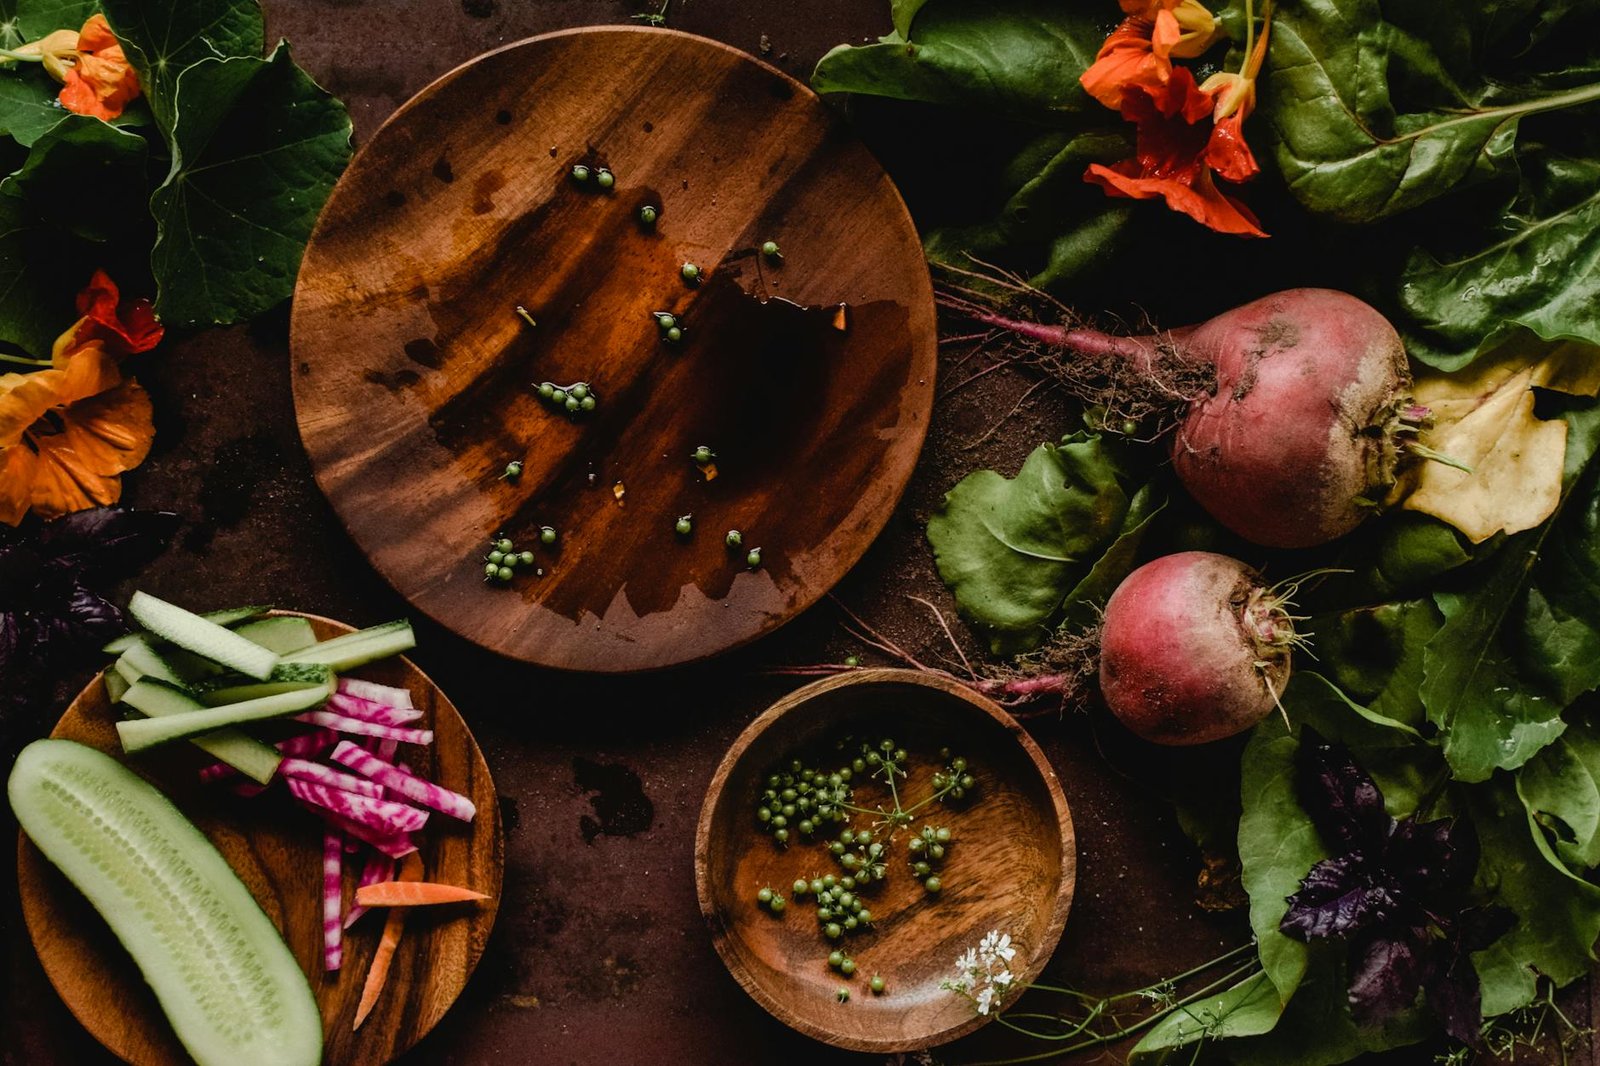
xmin=975 ymin=986 xmax=995 ymax=1015
xmin=993 ymin=932 xmax=1016 ymax=963
xmin=993 ymin=969 xmax=1014 ymax=987
xmin=956 ymin=947 xmax=978 ymax=974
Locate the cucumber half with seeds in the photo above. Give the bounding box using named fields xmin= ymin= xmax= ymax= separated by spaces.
xmin=8 ymin=739 xmax=322 ymax=1066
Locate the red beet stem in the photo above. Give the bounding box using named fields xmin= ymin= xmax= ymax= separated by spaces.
xmin=949 ymin=304 xmax=1162 ymax=364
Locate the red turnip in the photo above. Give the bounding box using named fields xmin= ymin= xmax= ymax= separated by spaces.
xmin=942 ymin=285 xmax=1427 ymax=548
xmin=1098 ymin=551 xmax=1295 ymax=745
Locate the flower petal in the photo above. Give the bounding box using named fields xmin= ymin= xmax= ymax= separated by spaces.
xmin=0 ymin=445 xmax=39 ymax=525
xmin=1086 ymin=163 xmax=1266 ymax=237
xmin=1080 ymin=18 xmax=1168 ymax=111
xmin=74 ymin=270 xmax=163 ymax=355
xmin=57 ymin=16 xmax=141 ymax=122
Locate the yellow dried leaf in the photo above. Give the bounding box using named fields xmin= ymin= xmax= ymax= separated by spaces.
xmin=1395 ymin=340 xmax=1600 ymax=543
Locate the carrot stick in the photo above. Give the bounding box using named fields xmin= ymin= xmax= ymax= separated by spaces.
xmin=354 ymin=880 xmax=490 ymax=907
xmin=354 ymin=852 xmax=423 ymax=1031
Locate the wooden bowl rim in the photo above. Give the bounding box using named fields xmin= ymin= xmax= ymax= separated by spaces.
xmin=288 ymin=25 xmax=938 ymax=674
xmin=693 ymin=668 xmax=1076 ymax=1052
xmin=16 ymin=610 xmax=504 ymax=1066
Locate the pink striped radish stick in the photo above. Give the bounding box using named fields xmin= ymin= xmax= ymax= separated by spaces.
xmin=328 ymin=692 xmax=424 ymax=726
xmin=279 ymin=758 xmax=384 ymax=799
xmin=344 ymin=853 xmax=397 ymax=929
xmin=198 ymin=728 xmax=340 ymax=784
xmin=305 ymin=806 xmax=418 ymax=859
xmin=323 ymin=827 xmax=343 ymax=971
xmin=331 ymin=741 xmax=477 ymax=822
xmin=337 ymin=679 xmax=413 ymax=708
xmin=293 ymin=711 xmax=433 ymax=745
xmin=285 ymin=777 xmax=431 ymax=835
xmin=377 ymin=738 xmax=399 ymax=761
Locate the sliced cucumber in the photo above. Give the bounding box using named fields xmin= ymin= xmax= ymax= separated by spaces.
xmin=232 ymin=616 xmax=317 ymax=655
xmin=101 ymin=604 xmax=273 ymax=654
xmin=191 ymin=664 xmax=334 ymax=706
xmin=282 ymin=619 xmax=415 ymax=671
xmin=115 ymin=642 xmax=190 ymax=688
xmin=120 ymin=681 xmax=283 ymax=784
xmin=128 ymin=592 xmax=280 ymax=681
xmin=8 ymin=740 xmax=322 ymax=1066
xmin=103 ymin=669 xmax=130 ymax=703
xmin=117 ymin=686 xmax=331 ymax=753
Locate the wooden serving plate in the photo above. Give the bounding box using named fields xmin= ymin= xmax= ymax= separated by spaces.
xmin=16 ymin=614 xmax=503 ymax=1066
xmin=290 ymin=27 xmax=938 ymax=672
xmin=695 ymin=669 xmax=1075 ymax=1052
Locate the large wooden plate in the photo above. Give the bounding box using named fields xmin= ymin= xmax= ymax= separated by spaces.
xmin=16 ymin=614 xmax=503 ymax=1066
xmin=290 ymin=27 xmax=937 ymax=672
xmin=695 ymin=669 xmax=1075 ymax=1051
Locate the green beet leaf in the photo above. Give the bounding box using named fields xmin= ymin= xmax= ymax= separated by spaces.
xmin=1469 ymin=775 xmax=1600 ymax=1016
xmin=1307 ymin=599 xmax=1440 ymax=730
xmin=811 ymin=0 xmax=1105 ymax=117
xmin=99 ymin=0 xmax=265 ymax=134
xmin=1128 ymin=971 xmax=1283 ymax=1063
xmin=1419 ymin=402 xmax=1600 ymax=782
xmin=1398 ymin=151 xmax=1600 ymax=370
xmin=1260 ymin=0 xmax=1600 ymax=225
xmin=925 ymin=436 xmax=1151 ymax=655
xmin=1516 ymin=719 xmax=1600 ymax=871
xmin=1238 ymin=726 xmax=1317 ymax=1002
xmin=148 ymin=45 xmax=351 ymax=327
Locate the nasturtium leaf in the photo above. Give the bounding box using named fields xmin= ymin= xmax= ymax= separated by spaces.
xmin=1516 ymin=720 xmax=1600 ymax=871
xmin=1398 ymin=153 xmax=1600 ymax=370
xmin=4 ymin=0 xmax=98 ymax=41
xmin=147 ymin=44 xmax=351 ymax=327
xmin=1128 ymin=971 xmax=1283 ymax=1062
xmin=811 ymin=0 xmax=1106 ymax=117
xmin=0 ymin=116 xmax=147 ymax=353
xmin=1260 ymin=0 xmax=1600 ymax=224
xmin=0 ymin=67 xmax=70 ymax=147
xmin=1397 ymin=339 xmax=1600 ymax=542
xmin=1469 ymin=776 xmax=1600 ymax=1017
xmin=98 ymin=0 xmax=265 ymax=133
xmin=926 ymin=435 xmax=1141 ymax=654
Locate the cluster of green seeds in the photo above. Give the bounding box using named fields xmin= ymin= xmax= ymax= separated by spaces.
xmin=755 ymin=885 xmax=787 ymax=914
xmin=535 ymin=380 xmax=598 ymax=416
xmin=482 ymin=529 xmax=557 ymax=584
xmin=907 ymin=825 xmax=954 ymax=894
xmin=570 ymin=163 xmax=615 ymax=190
xmin=755 ymin=760 xmax=854 ymax=845
xmin=653 ymin=311 xmax=684 ymax=344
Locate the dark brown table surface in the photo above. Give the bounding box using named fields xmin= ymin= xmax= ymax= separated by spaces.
xmin=3 ymin=3 xmax=1596 ymax=1065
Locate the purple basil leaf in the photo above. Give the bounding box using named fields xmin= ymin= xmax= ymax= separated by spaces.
xmin=0 ymin=610 xmax=19 ymax=678
xmin=1423 ymin=949 xmax=1487 ymax=1047
xmin=37 ymin=507 xmax=180 ymax=580
xmin=1347 ymin=931 xmax=1425 ymax=1023
xmin=32 ymin=585 xmax=124 ymax=659
xmin=1281 ymin=856 xmax=1401 ymax=939
xmin=1296 ymin=728 xmax=1392 ymax=852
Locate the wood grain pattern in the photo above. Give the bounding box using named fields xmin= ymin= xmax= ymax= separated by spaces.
xmin=694 ymin=669 xmax=1075 ymax=1052
xmin=16 ymin=614 xmax=503 ymax=1066
xmin=290 ymin=27 xmax=938 ymax=672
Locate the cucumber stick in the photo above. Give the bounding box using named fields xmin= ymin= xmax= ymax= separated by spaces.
xmin=115 ymin=641 xmax=189 ymax=688
xmin=129 ymin=592 xmax=280 ymax=681
xmin=232 ymin=616 xmax=317 ymax=655
xmin=120 ymin=681 xmax=283 ymax=784
xmin=192 ymin=664 xmax=334 ymax=706
xmin=8 ymin=740 xmax=322 ymax=1066
xmin=118 ymin=686 xmax=331 ymax=754
xmin=101 ymin=605 xmax=272 ymax=654
xmin=283 ymin=620 xmax=415 ymax=671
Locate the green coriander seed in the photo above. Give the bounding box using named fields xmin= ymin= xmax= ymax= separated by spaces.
xmin=725 ymin=529 xmax=743 ymax=549
xmin=665 ymin=325 xmax=683 ymax=343
xmin=596 ymin=167 xmax=614 ymax=189
xmin=496 ymin=566 xmax=514 ymax=582
xmin=639 ymin=204 xmax=658 ymax=225
xmin=747 ymin=547 xmax=762 ymax=568
xmin=870 ymin=975 xmax=885 ymax=994
xmin=761 ymin=240 xmax=781 ymax=258
xmin=540 ymin=526 xmax=558 ymax=545
xmin=675 ymin=515 xmax=694 ymax=536
xmin=570 ymin=164 xmax=591 ymax=183
xmin=495 ymin=538 xmax=514 ymax=553
xmin=519 ymin=550 xmax=535 ymax=566
xmin=681 ymin=262 xmax=701 ymax=282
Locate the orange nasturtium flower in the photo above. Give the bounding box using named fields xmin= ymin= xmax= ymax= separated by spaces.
xmin=4 ymin=14 xmax=141 ymax=121
xmin=1083 ymin=6 xmax=1272 ymax=238
xmin=1080 ymin=0 xmax=1222 ymax=110
xmin=0 ymin=273 xmax=163 ymax=525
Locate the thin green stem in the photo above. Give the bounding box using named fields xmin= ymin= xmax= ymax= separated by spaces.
xmin=0 ymin=47 xmax=45 ymax=63
xmin=1241 ymin=0 xmax=1255 ymax=69
xmin=0 ymin=352 xmax=50 ymax=367
xmin=954 ymin=962 xmax=1263 ymax=1066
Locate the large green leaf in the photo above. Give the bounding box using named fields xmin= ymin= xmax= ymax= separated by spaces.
xmin=147 ymin=44 xmax=350 ymax=327
xmin=1398 ymin=151 xmax=1600 ymax=370
xmin=1261 ymin=0 xmax=1600 ymax=224
xmin=1469 ymin=775 xmax=1600 ymax=1016
xmin=811 ymin=0 xmax=1104 ymax=117
xmin=0 ymin=0 xmax=98 ymax=44
xmin=98 ymin=0 xmax=264 ymax=133
xmin=1238 ymin=726 xmax=1316 ymax=1002
xmin=925 ymin=436 xmax=1145 ymax=654
xmin=0 ymin=114 xmax=147 ymax=353
xmin=1309 ymin=599 xmax=1441 ymax=729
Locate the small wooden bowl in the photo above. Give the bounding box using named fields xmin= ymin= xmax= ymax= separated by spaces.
xmin=695 ymin=669 xmax=1075 ymax=1052
xmin=16 ymin=613 xmax=503 ymax=1066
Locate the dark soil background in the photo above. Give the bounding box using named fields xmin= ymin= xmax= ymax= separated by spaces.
xmin=3 ymin=2 xmax=1593 ymax=1064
